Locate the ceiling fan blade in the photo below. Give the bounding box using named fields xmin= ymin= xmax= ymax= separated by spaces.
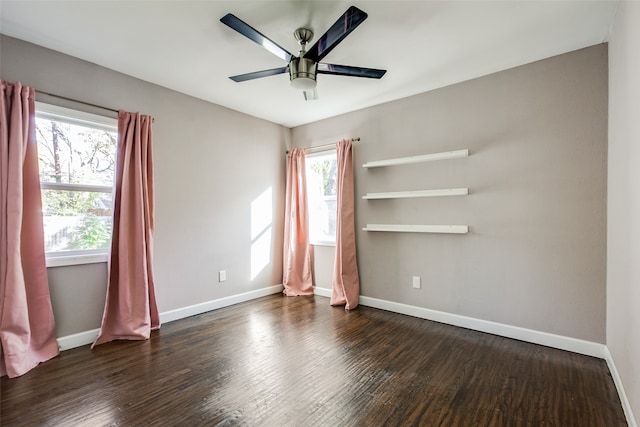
xmin=303 ymin=88 xmax=318 ymax=101
xmin=317 ymin=63 xmax=386 ymax=79
xmin=303 ymin=6 xmax=368 ymax=63
xmin=220 ymin=14 xmax=293 ymax=62
xmin=230 ymin=67 xmax=289 ymax=82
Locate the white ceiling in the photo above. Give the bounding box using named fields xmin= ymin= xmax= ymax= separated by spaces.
xmin=0 ymin=1 xmax=619 ymax=128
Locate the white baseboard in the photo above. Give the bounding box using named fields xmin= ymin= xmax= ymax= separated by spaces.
xmin=57 ymin=328 xmax=100 ymax=351
xmin=160 ymin=284 xmax=283 ymax=323
xmin=314 ymin=287 xmax=605 ymax=358
xmin=59 ymin=285 xmax=604 ymax=358
xmin=604 ymin=347 xmax=638 ymax=427
xmin=314 ymin=286 xmax=332 ymax=298
xmin=57 ymin=284 xmax=284 ymax=351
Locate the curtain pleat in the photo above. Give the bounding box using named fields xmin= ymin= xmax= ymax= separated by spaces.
xmin=0 ymin=80 xmax=59 ymax=377
xmin=282 ymin=149 xmax=313 ymax=296
xmin=331 ymin=139 xmax=360 ymax=309
xmin=93 ymin=110 xmax=159 ymax=347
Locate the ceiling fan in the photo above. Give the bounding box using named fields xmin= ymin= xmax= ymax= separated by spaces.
xmin=220 ymin=6 xmax=386 ymax=100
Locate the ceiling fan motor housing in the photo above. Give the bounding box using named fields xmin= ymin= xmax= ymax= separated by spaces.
xmin=289 ymin=57 xmax=317 ymax=89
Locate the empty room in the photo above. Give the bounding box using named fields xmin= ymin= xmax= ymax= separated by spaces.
xmin=1 ymin=1 xmax=638 ymax=426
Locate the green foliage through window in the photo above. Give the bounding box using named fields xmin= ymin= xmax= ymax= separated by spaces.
xmin=310 ymin=159 xmax=337 ymax=197
xmin=68 ymin=216 xmax=112 ymax=250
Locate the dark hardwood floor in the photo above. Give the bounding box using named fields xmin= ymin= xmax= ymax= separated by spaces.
xmin=1 ymin=294 xmax=626 ymax=426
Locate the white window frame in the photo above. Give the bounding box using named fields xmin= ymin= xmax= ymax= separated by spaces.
xmin=35 ymin=102 xmax=118 ymax=267
xmin=305 ymin=150 xmax=337 ymax=247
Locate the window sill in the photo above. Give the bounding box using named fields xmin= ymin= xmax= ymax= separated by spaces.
xmin=311 ymin=241 xmax=336 ymax=247
xmin=46 ymin=253 xmax=109 ymax=268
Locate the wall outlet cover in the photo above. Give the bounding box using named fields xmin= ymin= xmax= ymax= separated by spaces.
xmin=412 ymin=276 xmax=421 ymax=289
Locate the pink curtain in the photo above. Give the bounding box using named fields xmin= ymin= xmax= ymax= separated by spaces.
xmin=282 ymin=149 xmax=313 ymax=296
xmin=0 ymin=80 xmax=59 ymax=377
xmin=331 ymin=139 xmax=360 ymax=309
xmin=93 ymin=111 xmax=160 ymax=347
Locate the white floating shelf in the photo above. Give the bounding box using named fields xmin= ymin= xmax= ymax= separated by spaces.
xmin=362 ymin=224 xmax=469 ymax=234
xmin=363 ymin=188 xmax=468 ymax=200
xmin=363 ymin=149 xmax=469 ymax=168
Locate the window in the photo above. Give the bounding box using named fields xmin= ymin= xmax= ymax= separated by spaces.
xmin=305 ymin=151 xmax=337 ymax=245
xmin=35 ymin=103 xmax=117 ymax=265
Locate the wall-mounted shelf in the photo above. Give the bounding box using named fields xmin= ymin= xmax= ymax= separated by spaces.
xmin=362 ymin=149 xmax=469 ymax=168
xmin=363 ymin=188 xmax=468 ymax=200
xmin=362 ymin=224 xmax=469 ymax=234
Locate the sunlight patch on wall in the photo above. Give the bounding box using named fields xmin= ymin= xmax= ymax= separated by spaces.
xmin=251 ymin=187 xmax=273 ymax=280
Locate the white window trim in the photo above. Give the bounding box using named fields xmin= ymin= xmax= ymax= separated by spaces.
xmin=40 ymin=182 xmax=112 ymax=193
xmin=305 ymin=149 xmax=335 ymax=160
xmin=35 ymin=102 xmax=118 ymax=132
xmin=36 ymin=102 xmax=117 ymax=267
xmin=46 ymin=251 xmax=109 ymax=267
xmin=311 ymin=240 xmax=336 ymax=247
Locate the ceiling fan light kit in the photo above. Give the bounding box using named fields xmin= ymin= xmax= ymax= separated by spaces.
xmin=220 ymin=6 xmax=386 ymax=100
xmin=289 ymin=57 xmax=318 ymax=90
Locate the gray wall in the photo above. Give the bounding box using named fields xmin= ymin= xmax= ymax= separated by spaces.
xmin=1 ymin=35 xmax=287 ymax=337
xmin=292 ymin=45 xmax=608 ymax=343
xmin=608 ymin=2 xmax=640 ymax=424
xmin=0 ymin=35 xmax=611 ymax=348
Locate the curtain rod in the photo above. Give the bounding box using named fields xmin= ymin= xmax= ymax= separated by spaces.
xmin=36 ymin=90 xmax=119 ymax=114
xmin=286 ymin=137 xmax=360 ymax=154
xmin=36 ymin=90 xmax=155 ymax=122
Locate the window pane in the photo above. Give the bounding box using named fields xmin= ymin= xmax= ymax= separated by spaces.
xmin=41 ymin=189 xmax=113 ymax=253
xmin=36 ymin=117 xmax=117 ymax=186
xmin=306 ymin=153 xmax=337 ymax=244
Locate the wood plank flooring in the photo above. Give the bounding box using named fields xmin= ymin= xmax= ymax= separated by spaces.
xmin=1 ymin=294 xmax=626 ymax=426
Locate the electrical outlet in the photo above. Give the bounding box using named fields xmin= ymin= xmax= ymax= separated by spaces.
xmin=218 ymin=270 xmax=227 ymax=282
xmin=412 ymin=276 xmax=421 ymax=289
